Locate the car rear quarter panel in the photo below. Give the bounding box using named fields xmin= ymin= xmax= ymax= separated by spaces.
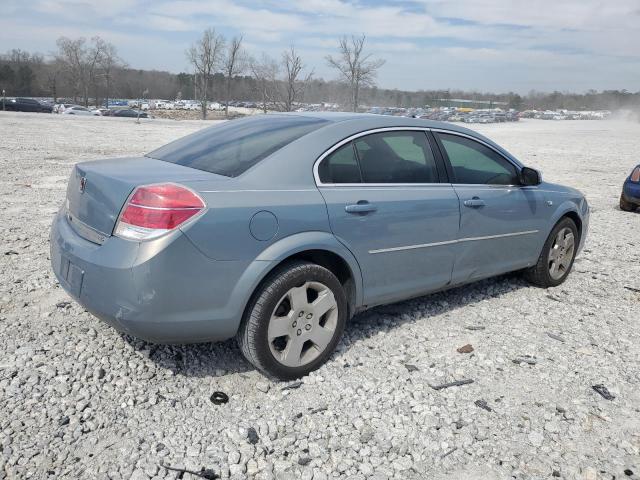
xmin=180 ymin=187 xmax=332 ymax=261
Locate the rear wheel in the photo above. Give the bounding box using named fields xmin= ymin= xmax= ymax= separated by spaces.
xmin=620 ymin=194 xmax=637 ymax=212
xmin=524 ymin=217 xmax=578 ymax=288
xmin=237 ymin=261 xmax=347 ymax=380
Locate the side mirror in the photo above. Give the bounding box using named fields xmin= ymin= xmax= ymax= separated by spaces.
xmin=520 ymin=167 xmax=541 ymax=186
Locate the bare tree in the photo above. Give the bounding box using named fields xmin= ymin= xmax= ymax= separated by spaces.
xmin=249 ymin=53 xmax=279 ymax=113
xmin=326 ymin=34 xmax=385 ymax=112
xmin=98 ymin=41 xmax=122 ymax=108
xmin=56 ymin=37 xmax=87 ymax=103
xmin=45 ymin=58 xmax=65 ymax=102
xmin=223 ymin=35 xmax=246 ymax=117
xmin=85 ymin=37 xmax=108 ymax=107
xmin=279 ymin=46 xmax=312 ymax=112
xmin=186 ymin=28 xmax=225 ymax=119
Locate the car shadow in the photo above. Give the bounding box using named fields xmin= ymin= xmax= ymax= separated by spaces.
xmin=125 ymin=272 xmax=529 ymax=379
xmin=344 ymin=272 xmax=528 ymax=345
xmin=122 ymin=335 xmax=254 ymax=378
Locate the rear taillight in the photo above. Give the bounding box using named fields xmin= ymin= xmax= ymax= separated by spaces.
xmin=115 ymin=183 xmax=205 ymax=241
xmin=631 ymin=167 xmax=640 ymax=183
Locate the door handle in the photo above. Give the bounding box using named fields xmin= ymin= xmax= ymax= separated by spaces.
xmin=463 ymin=197 xmax=485 ymax=208
xmin=345 ymin=201 xmax=377 ymax=214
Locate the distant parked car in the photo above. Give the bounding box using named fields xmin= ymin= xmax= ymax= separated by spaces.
xmin=54 ymin=103 xmax=74 ymax=114
xmin=620 ymin=164 xmax=640 ymax=212
xmin=111 ymin=108 xmax=149 ymax=118
xmin=3 ymin=97 xmax=52 ymax=113
xmin=51 ymin=113 xmax=589 ymax=379
xmin=62 ymin=105 xmax=99 ymax=116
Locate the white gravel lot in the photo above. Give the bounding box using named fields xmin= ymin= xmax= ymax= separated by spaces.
xmin=1 ymin=112 xmax=639 ymax=480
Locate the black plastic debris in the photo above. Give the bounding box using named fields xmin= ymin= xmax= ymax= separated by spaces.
xmin=592 ymin=384 xmax=615 ymax=400
xmin=55 ymin=301 xmax=71 ymax=309
xmin=441 ymin=447 xmax=457 ymax=458
xmin=429 ymin=379 xmax=474 ymax=390
xmin=624 ymin=469 xmax=634 ymax=477
xmin=198 ymin=470 xmax=219 ymax=480
xmin=210 ymin=391 xmax=229 ymax=405
xmin=475 ymin=399 xmax=493 ymax=412
xmin=281 ymin=381 xmax=303 ymax=391
xmin=58 ymin=416 xmax=70 ymax=426
xmin=512 ymin=356 xmax=537 ymax=365
xmin=247 ymin=427 xmax=259 ymax=445
xmin=404 ymin=364 xmax=419 ymax=372
xmin=161 ymin=464 xmax=219 ymax=479
xmin=4 ymin=250 xmax=19 ymax=256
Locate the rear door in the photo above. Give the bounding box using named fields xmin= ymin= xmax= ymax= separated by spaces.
xmin=434 ymin=131 xmax=547 ymax=283
xmin=317 ymin=129 xmax=460 ymax=306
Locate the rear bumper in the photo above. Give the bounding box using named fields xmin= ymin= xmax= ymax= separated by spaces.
xmin=50 ymin=209 xmax=273 ymax=344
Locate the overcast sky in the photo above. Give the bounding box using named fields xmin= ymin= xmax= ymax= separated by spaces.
xmin=2 ymin=0 xmax=640 ymax=93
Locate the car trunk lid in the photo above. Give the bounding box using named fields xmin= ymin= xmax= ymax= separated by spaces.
xmin=66 ymin=157 xmax=227 ymax=238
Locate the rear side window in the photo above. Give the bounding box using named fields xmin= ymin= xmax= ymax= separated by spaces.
xmin=147 ymin=115 xmax=328 ymax=177
xmin=318 ymin=143 xmax=361 ymax=183
xmin=354 ymin=131 xmax=438 ymax=183
xmin=437 ymin=133 xmax=519 ymax=185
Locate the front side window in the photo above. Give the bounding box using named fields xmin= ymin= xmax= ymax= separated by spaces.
xmin=438 ymin=133 xmax=519 ymax=185
xmin=148 ymin=115 xmax=328 ymax=177
xmin=353 ymin=131 xmax=438 ymax=183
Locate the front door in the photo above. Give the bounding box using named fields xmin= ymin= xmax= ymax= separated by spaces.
xmin=316 ymin=129 xmax=460 ymax=306
xmin=435 ymin=131 xmax=547 ymax=283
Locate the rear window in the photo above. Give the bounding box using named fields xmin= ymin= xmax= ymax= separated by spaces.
xmin=147 ymin=115 xmax=328 ymax=177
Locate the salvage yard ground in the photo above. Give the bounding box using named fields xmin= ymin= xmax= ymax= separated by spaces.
xmin=0 ymin=112 xmax=639 ymax=480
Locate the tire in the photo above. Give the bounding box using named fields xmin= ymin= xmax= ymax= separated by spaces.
xmin=237 ymin=261 xmax=348 ymax=380
xmin=620 ymin=194 xmax=637 ymax=212
xmin=524 ymin=217 xmax=578 ymax=288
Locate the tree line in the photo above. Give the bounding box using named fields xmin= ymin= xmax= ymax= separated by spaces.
xmin=184 ymin=29 xmax=385 ymax=118
xmin=1 ymin=31 xmax=639 ymax=116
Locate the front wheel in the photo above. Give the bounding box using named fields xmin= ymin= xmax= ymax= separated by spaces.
xmin=620 ymin=194 xmax=637 ymax=212
xmin=524 ymin=217 xmax=578 ymax=288
xmin=237 ymin=261 xmax=347 ymax=380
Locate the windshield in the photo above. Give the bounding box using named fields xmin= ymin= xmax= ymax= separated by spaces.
xmin=146 ymin=115 xmax=328 ymax=177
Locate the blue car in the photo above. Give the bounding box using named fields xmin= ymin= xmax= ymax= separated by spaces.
xmin=50 ymin=113 xmax=589 ymax=379
xmin=620 ymin=164 xmax=640 ymax=212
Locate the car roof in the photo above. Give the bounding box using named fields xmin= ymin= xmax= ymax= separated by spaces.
xmin=267 ymin=111 xmax=485 ymax=136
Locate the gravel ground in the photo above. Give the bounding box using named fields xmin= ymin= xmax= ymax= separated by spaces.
xmin=1 ymin=112 xmax=639 ymax=480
